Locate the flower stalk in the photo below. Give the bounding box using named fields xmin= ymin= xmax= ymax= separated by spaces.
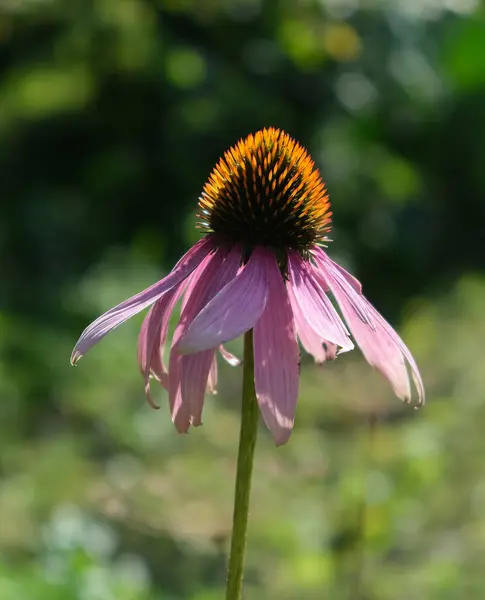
xmin=225 ymin=329 xmax=259 ymax=600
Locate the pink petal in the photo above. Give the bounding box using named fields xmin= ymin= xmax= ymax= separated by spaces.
xmin=146 ymin=251 xmax=216 ymax=406
xmin=206 ymin=357 xmax=218 ymax=394
xmin=168 ymin=356 xmax=189 ymax=432
xmin=312 ymin=247 xmax=375 ymax=328
xmin=169 ymin=247 xmax=241 ymax=431
xmin=137 ymin=282 xmax=186 ymax=405
xmin=148 ymin=332 xmax=169 ymax=388
xmin=180 ymin=350 xmax=216 ymax=425
xmin=177 ymin=247 xmax=270 ymax=354
xmin=140 ymin=250 xmax=217 ymax=409
xmin=314 ymin=249 xmax=425 ymax=405
xmin=287 ymin=282 xmax=337 ymax=363
xmin=287 ymin=251 xmax=354 ymax=352
xmin=180 ymin=251 xmax=215 ymax=313
xmin=137 ymin=301 xmax=166 ymax=409
xmin=253 ymin=254 xmax=300 ymax=446
xmin=71 ymin=236 xmax=213 ymax=364
xmin=218 ymin=345 xmax=241 ymax=367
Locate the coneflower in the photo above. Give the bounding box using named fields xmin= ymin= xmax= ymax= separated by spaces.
xmin=71 ymin=127 xmax=424 ymax=445
xmin=72 ymin=128 xmax=425 ymax=599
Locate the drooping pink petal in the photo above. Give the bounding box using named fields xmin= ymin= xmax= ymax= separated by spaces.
xmin=287 ymin=251 xmax=354 ymax=352
xmin=137 ymin=282 xmax=186 ymax=405
xmin=143 ymin=251 xmax=216 ymax=396
xmin=180 ymin=349 xmax=216 ymax=425
xmin=312 ymin=247 xmax=375 ymax=328
xmin=180 ymin=250 xmax=215 ymax=313
xmin=137 ymin=306 xmax=156 ymax=378
xmin=137 ymin=300 xmax=166 ymax=408
xmin=168 ymin=356 xmax=188 ymax=432
xmin=287 ymin=282 xmax=337 ymax=363
xmin=148 ymin=330 xmax=169 ymax=388
xmin=314 ymin=249 xmax=425 ymax=405
xmin=218 ymin=345 xmax=241 ymax=366
xmin=71 ymin=236 xmax=213 ymax=365
xmin=253 ymin=253 xmax=300 ymax=446
xmin=138 ymin=251 xmax=218 ymax=409
xmin=169 ymin=246 xmax=242 ymax=431
xmin=206 ymin=356 xmax=218 ymax=394
xmin=177 ymin=247 xmax=270 ymax=354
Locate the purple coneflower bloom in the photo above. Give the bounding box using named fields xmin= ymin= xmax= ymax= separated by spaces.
xmin=71 ymin=128 xmax=424 ymax=445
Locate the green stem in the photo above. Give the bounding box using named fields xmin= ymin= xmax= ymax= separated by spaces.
xmin=349 ymin=413 xmax=377 ymax=600
xmin=225 ymin=329 xmax=259 ymax=600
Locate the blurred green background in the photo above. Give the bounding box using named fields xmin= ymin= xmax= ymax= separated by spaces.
xmin=1 ymin=0 xmax=485 ymax=598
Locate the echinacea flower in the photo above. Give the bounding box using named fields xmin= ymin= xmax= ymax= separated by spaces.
xmin=71 ymin=128 xmax=424 ymax=445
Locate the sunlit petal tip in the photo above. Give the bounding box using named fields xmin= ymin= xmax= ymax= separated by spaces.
xmin=70 ymin=237 xmax=213 ymax=364
xmin=179 ymin=351 xmax=215 ymax=425
xmin=410 ymin=385 xmax=425 ymax=409
xmin=219 ymin=345 xmax=241 ymax=366
xmin=172 ymin=412 xmax=191 ymax=433
xmin=70 ymin=350 xmax=82 ymax=366
xmin=273 ymin=424 xmax=293 ymax=447
xmin=336 ymin=343 xmax=354 ymax=355
xmin=144 ymin=382 xmax=160 ymax=410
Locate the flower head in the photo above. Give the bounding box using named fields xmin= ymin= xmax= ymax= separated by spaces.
xmin=71 ymin=128 xmax=424 ymax=445
xmin=198 ymin=128 xmax=331 ymax=253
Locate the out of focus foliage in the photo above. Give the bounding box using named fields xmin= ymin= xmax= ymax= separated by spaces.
xmin=1 ymin=0 xmax=485 ymax=598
